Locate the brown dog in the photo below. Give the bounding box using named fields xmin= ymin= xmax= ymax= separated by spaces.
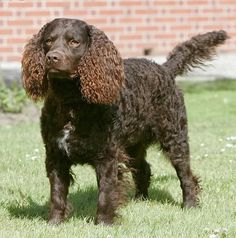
xmin=22 ymin=18 xmax=228 ymax=225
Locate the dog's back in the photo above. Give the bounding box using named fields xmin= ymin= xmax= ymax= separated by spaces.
xmin=115 ymin=30 xmax=229 ymax=147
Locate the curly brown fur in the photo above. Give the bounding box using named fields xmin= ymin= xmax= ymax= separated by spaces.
xmin=22 ymin=18 xmax=228 ymax=225
xmin=163 ymin=30 xmax=229 ymax=76
xmin=22 ymin=24 xmax=49 ymax=101
xmin=78 ymin=26 xmax=125 ymax=104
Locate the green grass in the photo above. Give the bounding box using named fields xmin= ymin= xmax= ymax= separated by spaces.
xmin=0 ymin=80 xmax=236 ymax=238
xmin=0 ymin=80 xmax=28 ymax=113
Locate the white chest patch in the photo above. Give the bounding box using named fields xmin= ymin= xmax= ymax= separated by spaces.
xmin=57 ymin=128 xmax=71 ymax=156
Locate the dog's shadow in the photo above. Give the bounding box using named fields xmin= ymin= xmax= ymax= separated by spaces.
xmin=148 ymin=174 xmax=180 ymax=206
xmin=6 ymin=175 xmax=180 ymax=222
xmin=6 ymin=187 xmax=98 ymax=222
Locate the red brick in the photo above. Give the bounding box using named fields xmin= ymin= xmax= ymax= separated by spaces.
xmin=171 ymin=25 xmax=192 ymax=31
xmin=8 ymin=2 xmax=33 ymax=7
xmin=8 ymin=20 xmax=33 ymax=26
xmin=170 ymin=9 xmax=194 ymax=14
xmin=120 ymin=17 xmax=143 ymax=23
xmin=0 ymin=47 xmax=13 ymax=53
xmin=119 ymin=1 xmax=143 ymax=6
xmin=155 ymin=33 xmax=176 ymax=39
xmin=101 ymin=26 xmax=124 ymax=33
xmin=25 ymin=11 xmax=50 ymax=17
xmin=7 ymin=38 xmax=28 ymax=44
xmin=86 ymin=18 xmax=107 ymax=25
xmin=100 ymin=9 xmax=123 ymax=15
xmin=136 ymin=26 xmax=160 ymax=32
xmin=203 ymin=25 xmax=225 ymax=31
xmin=220 ymin=0 xmax=236 ymax=3
xmin=153 ymin=1 xmax=177 ymax=5
xmin=120 ymin=34 xmax=142 ymax=40
xmin=46 ymin=1 xmax=70 ymax=7
xmin=136 ymin=9 xmax=158 ymax=15
xmin=203 ymin=8 xmax=223 ymax=13
xmin=136 ymin=43 xmax=156 ymax=49
xmin=63 ymin=10 xmax=87 ymax=16
xmin=155 ymin=17 xmax=176 ymax=22
xmin=188 ymin=16 xmax=209 ymax=21
xmin=0 ymin=29 xmax=13 ymax=34
xmin=219 ymin=16 xmax=236 ymax=21
xmin=83 ymin=1 xmax=107 ymax=7
xmin=116 ymin=43 xmax=125 ymax=49
xmin=122 ymin=51 xmax=139 ymax=57
xmin=0 ymin=0 xmax=235 ymax=60
xmin=7 ymin=55 xmax=22 ymax=62
xmin=0 ymin=11 xmax=12 ymax=16
xmin=186 ymin=0 xmax=207 ymax=5
xmin=25 ymin=29 xmax=38 ymax=35
xmin=228 ymin=32 xmax=236 ymax=37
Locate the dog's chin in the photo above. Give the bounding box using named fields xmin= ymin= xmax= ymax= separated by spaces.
xmin=47 ymin=69 xmax=77 ymax=79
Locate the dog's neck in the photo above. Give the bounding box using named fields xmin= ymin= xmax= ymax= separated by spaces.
xmin=47 ymin=74 xmax=83 ymax=104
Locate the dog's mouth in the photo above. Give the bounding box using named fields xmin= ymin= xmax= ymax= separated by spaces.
xmin=46 ymin=69 xmax=77 ymax=80
xmin=47 ymin=68 xmax=61 ymax=73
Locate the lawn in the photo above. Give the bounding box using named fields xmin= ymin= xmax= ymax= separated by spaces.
xmin=0 ymin=80 xmax=236 ymax=238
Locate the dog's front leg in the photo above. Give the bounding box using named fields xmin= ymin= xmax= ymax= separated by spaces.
xmin=46 ymin=154 xmax=71 ymax=225
xmin=95 ymin=152 xmax=120 ymax=225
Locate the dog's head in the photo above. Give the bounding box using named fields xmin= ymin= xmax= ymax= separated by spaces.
xmin=22 ymin=18 xmax=124 ymax=104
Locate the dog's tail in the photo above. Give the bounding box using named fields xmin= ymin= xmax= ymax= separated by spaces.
xmin=163 ymin=30 xmax=229 ymax=77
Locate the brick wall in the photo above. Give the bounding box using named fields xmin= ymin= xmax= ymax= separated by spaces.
xmin=0 ymin=0 xmax=235 ymax=63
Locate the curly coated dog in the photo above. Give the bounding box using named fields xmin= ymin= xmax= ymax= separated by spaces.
xmin=22 ymin=18 xmax=228 ymax=225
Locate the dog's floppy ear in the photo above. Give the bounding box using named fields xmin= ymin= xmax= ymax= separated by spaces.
xmin=22 ymin=24 xmax=48 ymax=101
xmin=77 ymin=25 xmax=125 ymax=104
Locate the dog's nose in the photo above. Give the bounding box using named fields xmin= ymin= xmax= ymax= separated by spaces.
xmin=46 ymin=52 xmax=61 ymax=64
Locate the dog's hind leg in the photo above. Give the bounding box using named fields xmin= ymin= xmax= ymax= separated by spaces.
xmin=127 ymin=143 xmax=151 ymax=199
xmin=161 ymin=135 xmax=200 ymax=208
xmin=156 ymin=94 xmax=200 ymax=208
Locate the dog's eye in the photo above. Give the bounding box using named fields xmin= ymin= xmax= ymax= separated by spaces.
xmin=68 ymin=39 xmax=80 ymax=47
xmin=45 ymin=39 xmax=53 ymax=46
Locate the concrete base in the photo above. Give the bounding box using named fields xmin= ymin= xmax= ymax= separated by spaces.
xmin=151 ymin=53 xmax=236 ymax=80
xmin=0 ymin=62 xmax=22 ymax=86
xmin=0 ymin=53 xmax=235 ymax=85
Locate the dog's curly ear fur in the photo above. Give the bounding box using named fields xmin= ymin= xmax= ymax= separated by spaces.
xmin=77 ymin=26 xmax=125 ymax=104
xmin=22 ymin=24 xmax=48 ymax=101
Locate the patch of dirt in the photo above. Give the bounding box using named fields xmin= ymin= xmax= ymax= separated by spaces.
xmin=0 ymin=104 xmax=41 ymax=125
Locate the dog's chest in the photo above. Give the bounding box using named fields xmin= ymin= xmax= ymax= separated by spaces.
xmin=57 ymin=122 xmax=73 ymax=157
xmin=55 ymin=107 xmax=110 ymax=164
